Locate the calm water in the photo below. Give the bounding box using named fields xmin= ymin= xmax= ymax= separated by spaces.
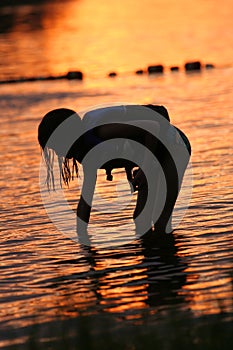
xmin=0 ymin=0 xmax=233 ymax=349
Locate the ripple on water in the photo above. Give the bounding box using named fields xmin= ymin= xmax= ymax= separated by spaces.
xmin=0 ymin=67 xmax=233 ymax=348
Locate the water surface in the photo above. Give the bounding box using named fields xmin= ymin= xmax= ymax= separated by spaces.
xmin=0 ymin=0 xmax=232 ymax=348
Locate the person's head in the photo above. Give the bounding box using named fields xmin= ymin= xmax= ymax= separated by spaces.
xmin=38 ymin=108 xmax=82 ymax=190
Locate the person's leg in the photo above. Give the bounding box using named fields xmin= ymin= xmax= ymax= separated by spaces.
xmin=153 ymin=164 xmax=180 ymax=233
xmin=133 ymin=168 xmax=158 ymax=234
xmin=153 ymin=138 xmax=191 ymax=234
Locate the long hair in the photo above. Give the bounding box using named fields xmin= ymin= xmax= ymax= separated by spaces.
xmin=38 ymin=108 xmax=81 ymax=191
xmin=41 ymin=147 xmax=79 ymax=191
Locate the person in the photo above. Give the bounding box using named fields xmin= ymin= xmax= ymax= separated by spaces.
xmin=38 ymin=104 xmax=191 ymax=238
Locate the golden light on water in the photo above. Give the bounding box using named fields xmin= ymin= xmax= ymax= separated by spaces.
xmin=0 ymin=1 xmax=232 ymax=347
xmin=181 ymin=276 xmax=233 ymax=316
xmin=2 ymin=0 xmax=232 ymax=79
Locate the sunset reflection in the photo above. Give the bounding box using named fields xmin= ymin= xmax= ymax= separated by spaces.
xmin=181 ymin=276 xmax=233 ymax=316
xmin=0 ymin=0 xmax=232 ymax=80
xmin=0 ymin=0 xmax=233 ymax=348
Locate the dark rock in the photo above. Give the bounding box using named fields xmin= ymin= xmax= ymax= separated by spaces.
xmin=205 ymin=63 xmax=215 ymax=69
xmin=0 ymin=72 xmax=83 ymax=84
xmin=66 ymin=71 xmax=83 ymax=80
xmin=45 ymin=75 xmax=60 ymax=81
xmin=147 ymin=65 xmax=164 ymax=74
xmin=170 ymin=66 xmax=179 ymax=72
xmin=135 ymin=69 xmax=144 ymax=75
xmin=26 ymin=77 xmax=37 ymax=82
xmin=108 ymin=72 xmax=117 ymax=77
xmin=185 ymin=61 xmax=201 ymax=71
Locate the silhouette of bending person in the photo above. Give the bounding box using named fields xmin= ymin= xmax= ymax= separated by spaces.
xmin=38 ymin=104 xmax=191 ymax=240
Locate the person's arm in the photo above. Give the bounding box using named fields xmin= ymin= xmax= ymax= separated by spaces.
xmin=97 ymin=120 xmax=159 ymax=191
xmin=124 ymin=121 xmax=159 ymax=190
xmin=77 ymin=165 xmax=97 ymax=245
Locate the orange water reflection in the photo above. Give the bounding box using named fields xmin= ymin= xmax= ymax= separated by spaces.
xmin=0 ymin=4 xmax=233 ymax=344
xmin=180 ymin=272 xmax=232 ymax=316
xmin=1 ymin=0 xmax=232 ymax=80
xmin=0 ymin=71 xmax=232 ymax=329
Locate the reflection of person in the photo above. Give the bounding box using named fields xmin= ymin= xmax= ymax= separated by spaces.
xmin=38 ymin=104 xmax=191 ymax=237
xmin=79 ymin=233 xmax=188 ymax=312
xmin=140 ymin=233 xmax=187 ymax=308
